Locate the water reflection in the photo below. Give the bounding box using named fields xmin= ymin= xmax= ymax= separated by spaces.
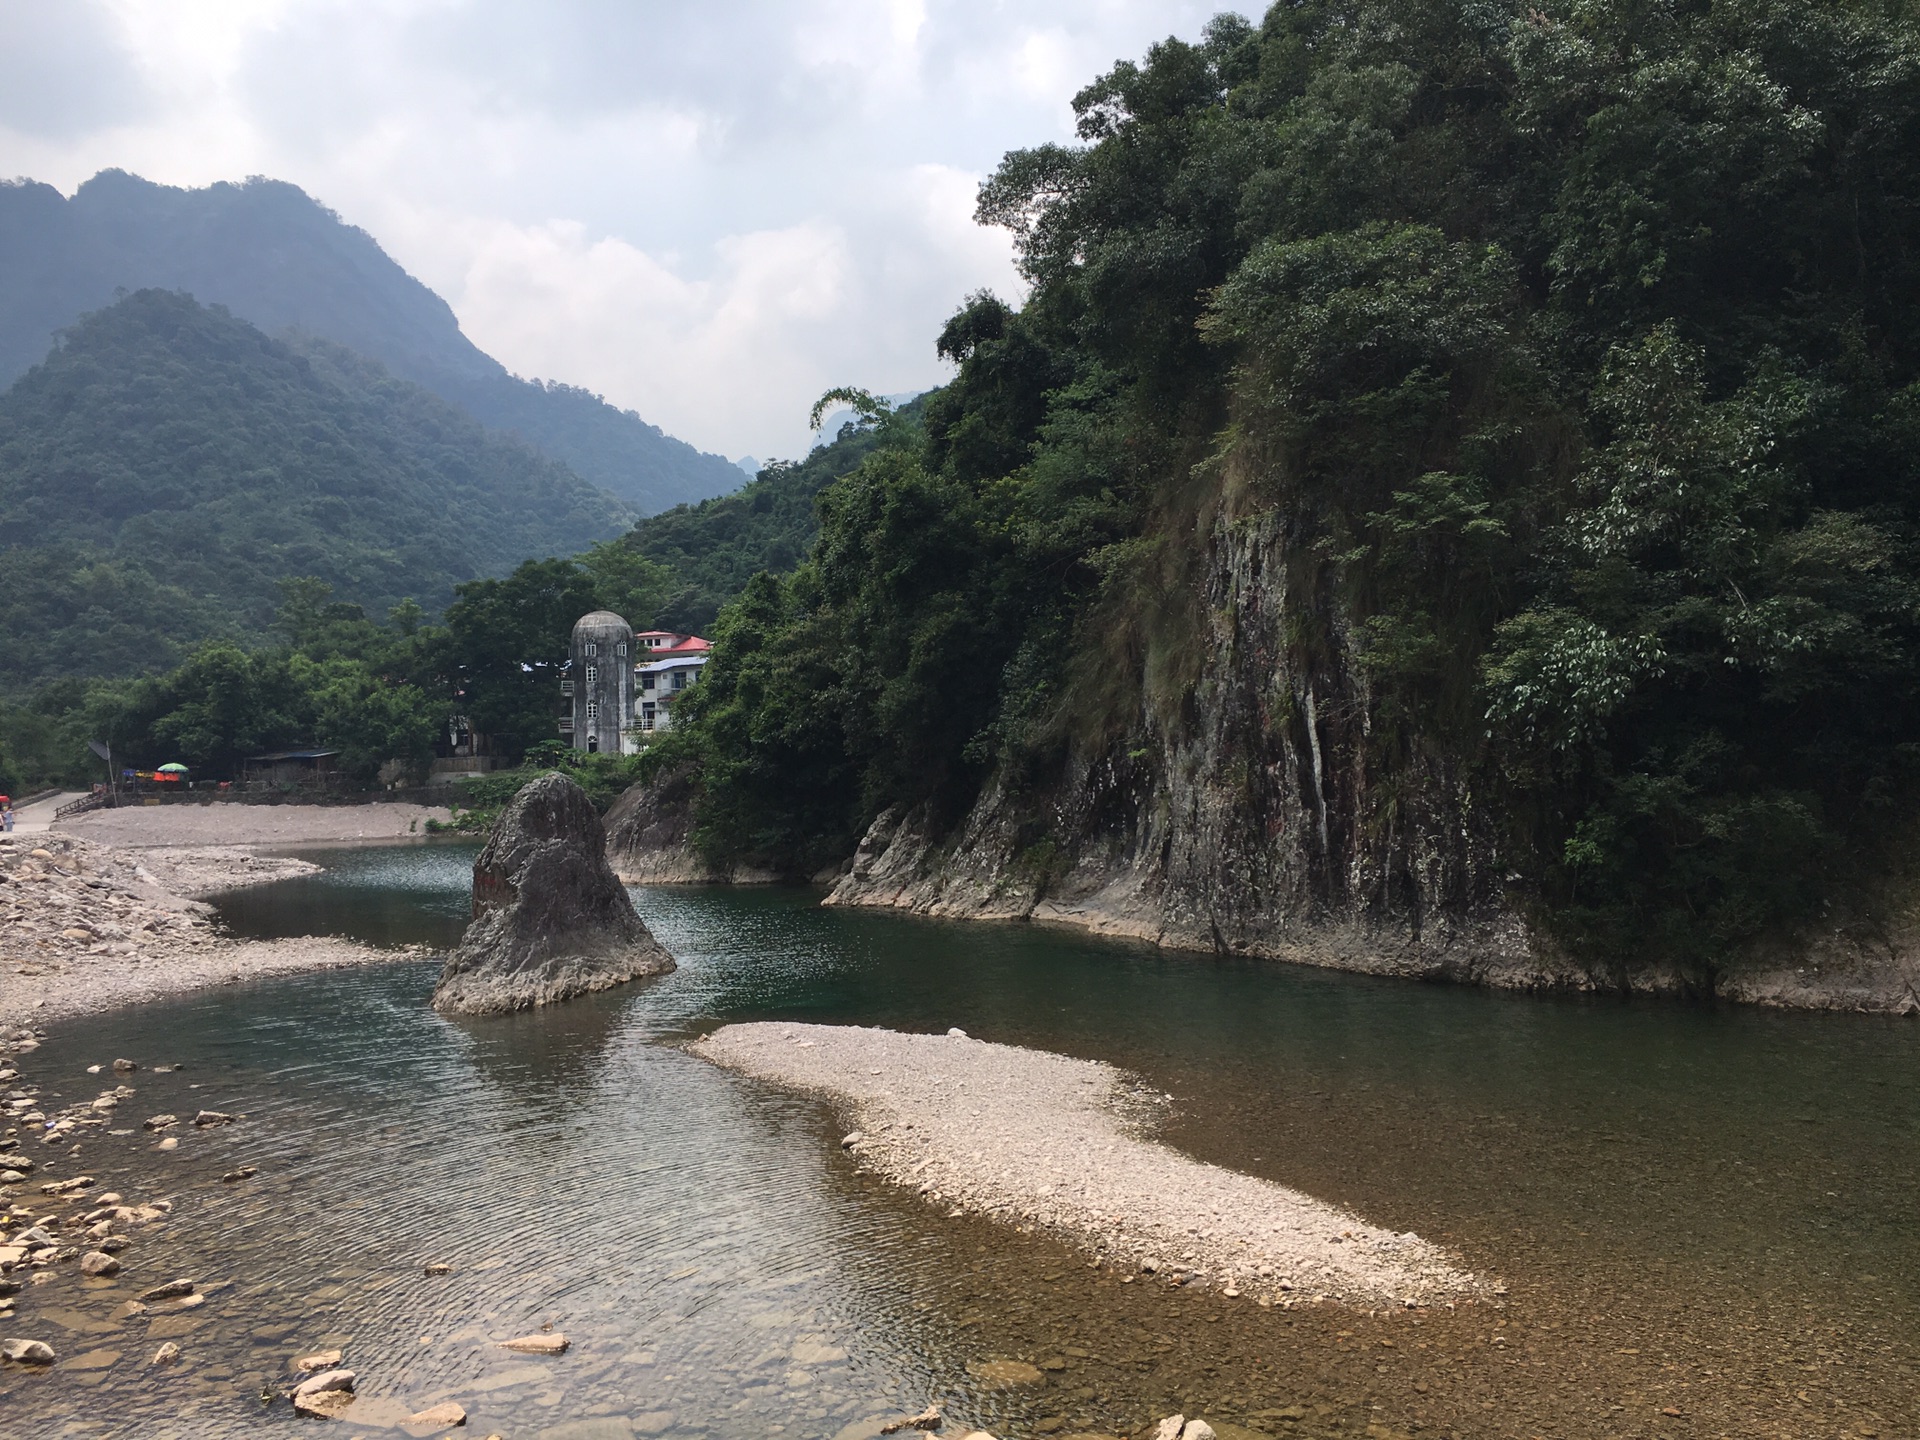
xmin=212 ymin=841 xmax=480 ymax=949
xmin=3 ymin=865 xmax=1916 ymax=1438
xmin=439 ymin=981 xmax=647 ymax=1104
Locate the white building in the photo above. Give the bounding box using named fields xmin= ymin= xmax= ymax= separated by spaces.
xmin=563 ymin=611 xmax=636 ymax=754
xmin=634 ymin=630 xmax=710 ymax=734
xmin=562 ymin=619 xmax=710 ymax=749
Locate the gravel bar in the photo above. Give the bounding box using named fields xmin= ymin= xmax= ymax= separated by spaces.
xmin=0 ymin=833 xmax=431 ymax=1023
xmin=61 ymin=801 xmax=451 ymax=848
xmin=692 ymin=1021 xmax=1485 ymax=1309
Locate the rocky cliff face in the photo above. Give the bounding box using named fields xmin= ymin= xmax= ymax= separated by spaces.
xmin=603 ymin=765 xmax=778 ymax=885
xmin=612 ymin=491 xmax=1920 ymax=1013
xmin=434 ymin=772 xmax=675 ymax=1015
xmin=818 ymin=492 xmax=1920 ymax=1012
xmin=821 ymin=498 xmax=1595 ymax=990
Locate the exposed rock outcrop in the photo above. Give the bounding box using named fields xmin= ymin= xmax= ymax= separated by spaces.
xmin=605 ymin=502 xmax=1920 ymax=1013
xmin=604 ymin=763 xmax=779 ymax=884
xmin=821 ymin=498 xmax=1570 ymax=992
xmin=432 ymin=772 xmax=675 ymax=1015
xmin=816 ymin=499 xmax=1920 ymax=1013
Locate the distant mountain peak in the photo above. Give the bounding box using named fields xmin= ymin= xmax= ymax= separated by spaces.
xmin=0 ymin=288 xmax=632 ymax=686
xmin=0 ymin=169 xmax=743 ymax=515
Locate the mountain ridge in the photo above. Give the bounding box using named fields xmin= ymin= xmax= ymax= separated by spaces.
xmin=0 ymin=288 xmax=632 ymax=686
xmin=0 ymin=169 xmax=742 ymax=513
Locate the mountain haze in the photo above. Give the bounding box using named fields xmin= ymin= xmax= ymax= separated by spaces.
xmin=0 ymin=289 xmax=631 ymax=686
xmin=0 ymin=170 xmax=743 ymax=513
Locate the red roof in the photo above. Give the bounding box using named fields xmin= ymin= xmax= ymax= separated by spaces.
xmin=635 ymin=630 xmax=710 ymax=660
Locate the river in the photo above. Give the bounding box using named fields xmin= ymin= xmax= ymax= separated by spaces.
xmin=4 ymin=841 xmax=1915 ymax=1438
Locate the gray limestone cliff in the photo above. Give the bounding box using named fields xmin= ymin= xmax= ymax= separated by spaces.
xmin=604 ymin=764 xmax=779 ymax=885
xmin=817 ymin=500 xmax=1920 ymax=1013
xmin=433 ymin=772 xmax=675 ymax=1015
xmin=822 ymin=499 xmax=1575 ymax=991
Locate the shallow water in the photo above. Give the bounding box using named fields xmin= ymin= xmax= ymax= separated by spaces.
xmin=213 ymin=842 xmax=481 ymax=949
xmin=6 ymin=853 xmax=1919 ymax=1438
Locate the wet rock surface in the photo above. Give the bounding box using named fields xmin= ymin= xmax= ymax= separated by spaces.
xmin=432 ymin=773 xmax=675 ymax=1015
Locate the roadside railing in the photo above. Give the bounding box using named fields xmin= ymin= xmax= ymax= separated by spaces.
xmin=54 ymin=791 xmax=113 ymax=820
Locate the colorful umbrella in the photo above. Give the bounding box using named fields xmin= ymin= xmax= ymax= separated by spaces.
xmin=156 ymin=763 xmax=190 ymax=774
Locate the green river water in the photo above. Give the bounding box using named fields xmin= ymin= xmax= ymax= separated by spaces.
xmin=3 ymin=842 xmax=1916 ymax=1439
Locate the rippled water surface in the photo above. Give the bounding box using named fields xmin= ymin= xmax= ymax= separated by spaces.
xmin=7 ymin=849 xmax=1920 ymax=1439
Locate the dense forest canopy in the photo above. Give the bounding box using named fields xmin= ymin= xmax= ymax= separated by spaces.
xmin=650 ymin=0 xmax=1920 ymax=975
xmin=0 ymin=289 xmax=631 ymax=686
xmin=620 ymin=401 xmax=922 ymax=635
xmin=0 ymin=416 xmax=886 ymax=792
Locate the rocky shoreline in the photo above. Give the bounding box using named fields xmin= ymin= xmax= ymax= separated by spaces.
xmin=817 ymin=806 xmax=1920 ymax=1016
xmin=0 ymin=1028 xmax=222 ymax=1373
xmin=693 ymin=1022 xmax=1483 ymax=1312
xmin=0 ymin=1027 xmax=507 ymax=1434
xmin=0 ymin=830 xmax=433 ymax=1025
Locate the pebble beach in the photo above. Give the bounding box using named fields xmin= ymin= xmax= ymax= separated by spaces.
xmin=693 ymin=1021 xmax=1482 ymax=1311
xmin=0 ymin=802 xmax=452 ymax=1025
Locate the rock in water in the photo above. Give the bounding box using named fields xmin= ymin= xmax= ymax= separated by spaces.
xmin=80 ymin=1250 xmax=120 ymax=1276
xmin=500 ymin=1332 xmax=569 ymax=1354
xmin=431 ymin=772 xmax=675 ymax=1015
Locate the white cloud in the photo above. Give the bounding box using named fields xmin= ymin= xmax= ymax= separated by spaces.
xmin=0 ymin=0 xmax=1241 ymax=457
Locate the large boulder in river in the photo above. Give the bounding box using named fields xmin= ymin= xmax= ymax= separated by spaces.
xmin=431 ymin=772 xmax=675 ymax=1015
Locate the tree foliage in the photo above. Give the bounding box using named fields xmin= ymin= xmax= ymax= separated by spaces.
xmin=658 ymin=0 xmax=1920 ymax=977
xmin=0 ymin=289 xmax=631 ymax=689
xmin=612 ymin=401 xmax=918 ymax=635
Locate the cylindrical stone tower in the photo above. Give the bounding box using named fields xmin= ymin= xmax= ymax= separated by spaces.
xmin=569 ymin=610 xmax=635 ymax=754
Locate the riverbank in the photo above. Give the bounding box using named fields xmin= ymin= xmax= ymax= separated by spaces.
xmin=693 ymin=1021 xmax=1481 ymax=1311
xmin=60 ymin=799 xmax=452 ymax=849
xmin=0 ymin=832 xmax=434 ymax=1024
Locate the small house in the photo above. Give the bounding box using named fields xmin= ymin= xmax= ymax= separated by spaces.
xmin=242 ymin=749 xmax=341 ymax=788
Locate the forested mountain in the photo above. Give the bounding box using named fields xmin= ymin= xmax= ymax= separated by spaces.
xmin=644 ymin=0 xmax=1920 ymax=994
xmin=0 ymin=364 xmax=906 ymax=791
xmin=620 ymin=399 xmax=925 ymax=634
xmin=0 ymin=289 xmax=630 ymax=686
xmin=0 ymin=170 xmax=743 ymax=512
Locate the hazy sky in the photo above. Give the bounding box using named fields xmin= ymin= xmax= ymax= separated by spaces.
xmin=0 ymin=0 xmax=1237 ymax=460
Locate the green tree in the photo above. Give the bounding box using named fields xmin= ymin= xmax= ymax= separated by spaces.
xmin=436 ymin=558 xmax=599 ymax=760
xmin=651 ymin=0 xmax=1920 ymax=979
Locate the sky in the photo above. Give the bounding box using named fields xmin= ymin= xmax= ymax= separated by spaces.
xmin=0 ymin=0 xmax=1238 ymax=461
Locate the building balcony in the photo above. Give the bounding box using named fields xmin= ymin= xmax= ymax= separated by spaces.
xmin=557 ymin=718 xmax=574 ymax=734
xmin=559 ymin=680 xmax=575 ymax=695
